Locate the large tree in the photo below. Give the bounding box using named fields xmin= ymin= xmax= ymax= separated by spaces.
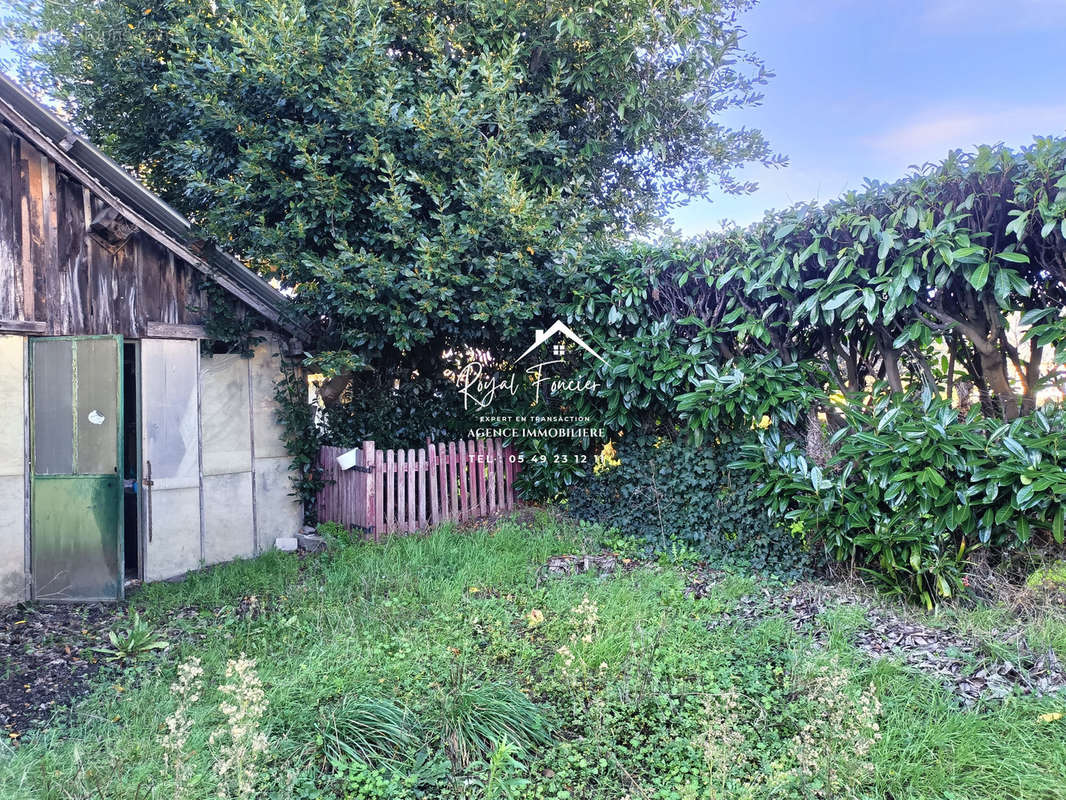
xmin=4 ymin=0 xmax=781 ymax=370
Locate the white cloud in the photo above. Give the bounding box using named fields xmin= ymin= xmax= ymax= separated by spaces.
xmin=865 ymin=105 xmax=1066 ymax=168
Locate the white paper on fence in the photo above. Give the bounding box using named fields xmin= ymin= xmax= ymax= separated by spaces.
xmin=336 ymin=448 xmax=359 ymax=470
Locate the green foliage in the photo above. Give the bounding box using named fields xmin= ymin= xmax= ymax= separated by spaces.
xmin=430 ymin=672 xmax=552 ymax=768
xmin=4 ymin=0 xmax=780 ymax=377
xmin=319 ymin=373 xmax=477 ymax=451
xmin=742 ymin=392 xmax=1066 ymax=606
xmin=567 ymin=435 xmax=816 ymax=579
xmin=479 ymin=739 xmax=529 ymax=800
xmin=94 ymin=611 xmax=169 ymax=662
xmin=1026 ymin=560 xmax=1066 ymax=591
xmin=563 ymin=140 xmax=1066 ymax=601
xmin=563 ymin=139 xmax=1066 ymax=433
xmin=510 ymin=439 xmax=591 ymax=504
xmin=314 ymin=698 xmax=418 ymax=769
xmin=189 ymin=280 xmax=266 ymax=357
xmin=274 ymin=366 xmax=325 ymax=524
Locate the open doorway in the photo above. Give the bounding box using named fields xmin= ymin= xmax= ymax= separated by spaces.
xmin=122 ymin=342 xmax=141 ymax=582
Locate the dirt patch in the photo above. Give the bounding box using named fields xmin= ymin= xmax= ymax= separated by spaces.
xmin=0 ymin=603 xmax=121 ymax=739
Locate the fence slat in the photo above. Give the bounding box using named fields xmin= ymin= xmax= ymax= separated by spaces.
xmin=469 ymin=439 xmax=480 ymax=520
xmin=458 ymin=440 xmax=469 ymax=521
xmin=486 ymin=439 xmax=496 ymax=513
xmin=374 ymin=448 xmax=384 ymax=541
xmin=362 ymin=441 xmax=375 ymax=537
xmin=428 ymin=444 xmax=439 ymax=524
xmin=417 ymin=447 xmax=427 ymax=528
xmin=476 ymin=439 xmax=487 ymax=517
xmin=397 ymin=449 xmax=408 ymax=533
xmin=492 ymin=440 xmax=501 ymax=513
xmin=406 ymin=448 xmax=416 ymax=533
xmin=504 ymin=445 xmax=514 ymax=510
xmin=385 ymin=449 xmax=395 ymax=534
xmin=448 ymin=441 xmax=459 ymax=523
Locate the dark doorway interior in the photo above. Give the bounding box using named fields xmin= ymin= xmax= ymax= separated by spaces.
xmin=122 ymin=342 xmax=140 ymax=580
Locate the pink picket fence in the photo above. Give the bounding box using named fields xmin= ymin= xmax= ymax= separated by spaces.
xmin=316 ymin=439 xmax=519 ymax=539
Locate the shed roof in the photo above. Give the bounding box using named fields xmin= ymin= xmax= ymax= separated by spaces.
xmin=0 ymin=73 xmax=311 ymax=340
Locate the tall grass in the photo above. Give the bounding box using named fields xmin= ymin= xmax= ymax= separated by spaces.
xmin=0 ymin=514 xmax=1063 ymax=799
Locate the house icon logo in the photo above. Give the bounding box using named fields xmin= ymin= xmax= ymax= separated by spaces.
xmin=515 ymin=320 xmax=607 ymax=365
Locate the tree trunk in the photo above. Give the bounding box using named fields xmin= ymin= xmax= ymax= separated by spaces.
xmin=979 ymin=350 xmax=1020 ymax=419
xmin=876 ymin=330 xmax=904 ymax=392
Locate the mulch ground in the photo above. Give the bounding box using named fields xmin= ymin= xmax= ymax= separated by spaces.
xmin=702 ymin=580 xmax=1066 ymax=706
xmin=543 ymin=552 xmax=1066 ymax=708
xmin=0 ymin=602 xmax=122 ymax=740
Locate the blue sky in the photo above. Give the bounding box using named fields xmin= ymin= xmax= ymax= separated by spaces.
xmin=670 ymin=0 xmax=1066 ymax=235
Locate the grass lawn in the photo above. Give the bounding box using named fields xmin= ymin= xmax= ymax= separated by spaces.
xmin=2 ymin=511 xmax=1065 ymax=799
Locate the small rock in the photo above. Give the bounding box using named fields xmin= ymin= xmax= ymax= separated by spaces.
xmin=274 ymin=537 xmax=299 ymax=552
xmin=297 ymin=533 xmax=327 ymax=553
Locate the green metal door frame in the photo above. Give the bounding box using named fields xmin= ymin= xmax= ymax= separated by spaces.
xmin=29 ymin=335 xmax=124 ymax=602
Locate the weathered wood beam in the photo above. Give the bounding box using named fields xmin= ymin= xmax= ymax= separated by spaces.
xmin=0 ymin=319 xmax=46 ymax=333
xmin=145 ymin=322 xmax=206 ymax=339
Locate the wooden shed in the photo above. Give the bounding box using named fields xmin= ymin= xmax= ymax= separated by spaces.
xmin=0 ymin=74 xmax=310 ymax=603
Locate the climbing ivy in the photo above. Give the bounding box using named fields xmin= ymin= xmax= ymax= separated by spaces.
xmin=190 ymin=279 xmax=265 ymax=358
xmin=567 ymin=434 xmax=817 ymax=580
xmin=273 ymin=366 xmax=324 ymax=525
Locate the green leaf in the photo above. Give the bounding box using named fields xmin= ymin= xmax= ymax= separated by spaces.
xmin=995 ymin=251 xmax=1030 ymax=264
xmin=968 ymin=262 xmax=990 ymax=290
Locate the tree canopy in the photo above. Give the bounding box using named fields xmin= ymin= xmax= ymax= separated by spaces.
xmin=4 ymin=0 xmax=781 ymax=370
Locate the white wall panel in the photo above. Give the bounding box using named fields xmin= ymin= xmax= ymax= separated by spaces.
xmin=254 ymin=456 xmax=302 ymax=542
xmin=0 ymin=336 xmax=25 ymax=603
xmin=200 ymin=354 xmax=252 ymax=476
xmin=203 ymin=471 xmax=254 ymax=565
xmin=141 ymin=339 xmax=202 ymax=581
xmin=249 ymin=340 xmax=288 ymax=459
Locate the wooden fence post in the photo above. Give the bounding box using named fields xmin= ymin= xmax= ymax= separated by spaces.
xmin=396 ymin=449 xmax=407 ymax=533
xmin=476 ymin=439 xmax=487 ymax=517
xmin=385 ymin=449 xmax=395 ymax=535
xmin=495 ymin=439 xmax=503 ymax=512
xmin=362 ymin=440 xmax=376 ymax=539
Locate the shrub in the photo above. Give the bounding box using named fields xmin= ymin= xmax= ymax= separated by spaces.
xmin=746 ymin=391 xmax=1066 ymax=606
xmin=318 ymin=373 xmax=477 ymax=452
xmin=566 ymin=434 xmax=816 ymax=580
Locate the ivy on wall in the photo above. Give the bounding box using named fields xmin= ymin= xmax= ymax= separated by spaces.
xmin=190 ymin=279 xmax=265 ymax=358
xmin=273 ymin=366 xmax=324 ymax=525
xmin=567 ymin=435 xmax=817 ymax=580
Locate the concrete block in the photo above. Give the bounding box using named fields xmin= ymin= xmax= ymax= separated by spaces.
xmin=0 ymin=336 xmax=24 ymax=476
xmin=248 ymin=341 xmax=288 ymax=459
xmin=275 ymin=537 xmax=298 ymax=552
xmin=297 ymin=533 xmax=327 ymax=553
